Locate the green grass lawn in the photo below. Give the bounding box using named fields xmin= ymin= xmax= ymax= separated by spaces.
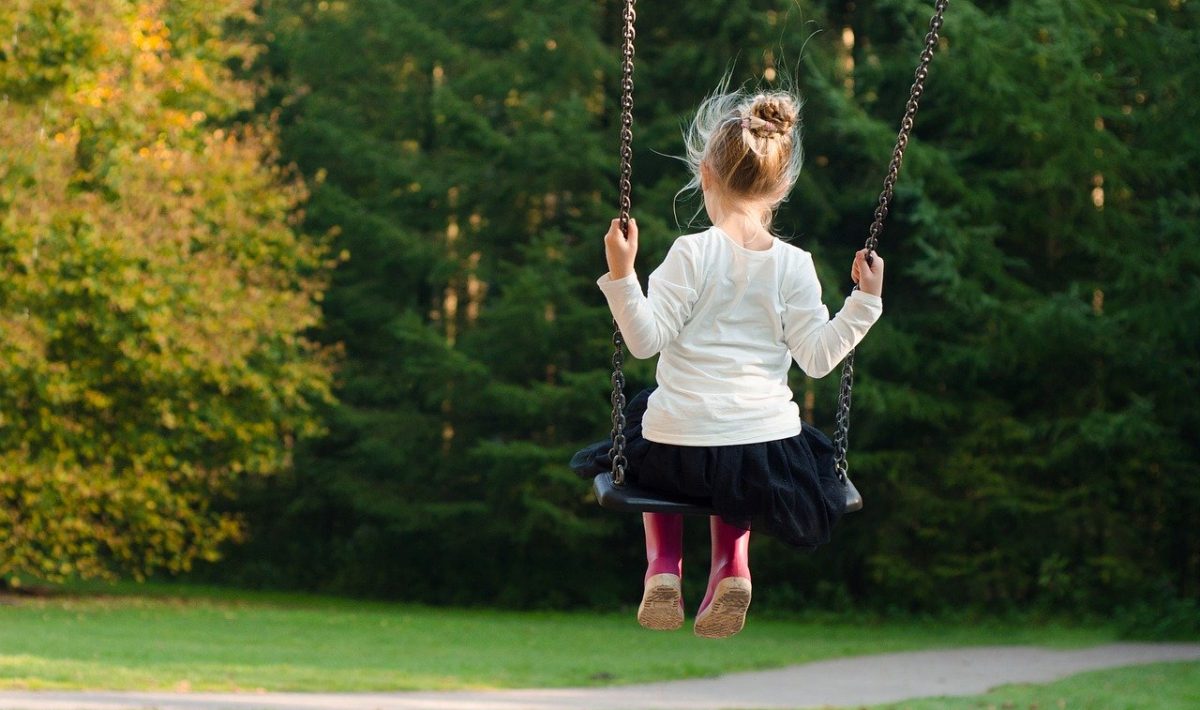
xmin=0 ymin=581 xmax=1119 ymax=693
xmin=864 ymin=660 xmax=1200 ymax=709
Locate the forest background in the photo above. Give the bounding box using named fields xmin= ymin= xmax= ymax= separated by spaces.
xmin=1 ymin=0 xmax=1197 ymax=623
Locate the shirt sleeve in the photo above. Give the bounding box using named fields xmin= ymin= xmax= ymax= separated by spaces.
xmin=596 ymin=237 xmax=700 ymax=359
xmin=781 ymin=253 xmax=883 ymax=378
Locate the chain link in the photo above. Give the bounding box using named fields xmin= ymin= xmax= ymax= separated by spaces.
xmin=834 ymin=0 xmax=948 ymax=482
xmin=608 ymin=0 xmax=637 ymax=486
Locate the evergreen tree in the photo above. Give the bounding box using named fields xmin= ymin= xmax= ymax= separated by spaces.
xmin=212 ymin=0 xmax=1199 ymax=615
xmin=210 ymin=0 xmax=630 ymax=605
xmin=804 ymin=0 xmax=1200 ymax=611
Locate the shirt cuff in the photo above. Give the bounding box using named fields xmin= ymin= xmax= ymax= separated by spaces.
xmin=848 ymin=289 xmax=883 ymax=308
xmin=597 ymin=271 xmax=639 ymax=290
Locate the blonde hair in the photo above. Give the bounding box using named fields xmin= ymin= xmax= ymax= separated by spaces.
xmin=680 ymin=80 xmax=803 ymax=227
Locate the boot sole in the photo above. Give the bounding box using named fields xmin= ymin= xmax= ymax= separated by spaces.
xmin=637 ymin=573 xmax=683 ymax=631
xmin=694 ymin=577 xmax=752 ymax=639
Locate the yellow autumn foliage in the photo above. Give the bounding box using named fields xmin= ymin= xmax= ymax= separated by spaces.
xmin=0 ymin=0 xmax=336 ymax=582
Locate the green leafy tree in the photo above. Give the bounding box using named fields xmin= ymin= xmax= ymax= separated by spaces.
xmin=0 ymin=0 xmax=335 ymax=584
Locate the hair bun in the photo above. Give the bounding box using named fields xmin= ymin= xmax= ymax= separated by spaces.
xmin=681 ymin=82 xmax=802 ymax=208
xmin=746 ymin=95 xmax=797 ymax=138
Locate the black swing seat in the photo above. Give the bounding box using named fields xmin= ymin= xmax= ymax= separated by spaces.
xmin=592 ymin=471 xmax=864 ymax=514
xmin=592 ymin=472 xmax=715 ymax=515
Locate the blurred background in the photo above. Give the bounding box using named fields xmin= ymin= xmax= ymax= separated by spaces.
xmin=1 ymin=0 xmax=1197 ymax=631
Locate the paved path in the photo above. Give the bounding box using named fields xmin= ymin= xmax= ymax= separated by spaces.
xmin=1 ymin=643 xmax=1198 ymax=710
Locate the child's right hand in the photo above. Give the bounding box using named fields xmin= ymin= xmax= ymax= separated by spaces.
xmin=852 ymin=248 xmax=884 ymax=297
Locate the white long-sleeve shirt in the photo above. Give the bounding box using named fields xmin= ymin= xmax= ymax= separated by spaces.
xmin=597 ymin=226 xmax=883 ymax=446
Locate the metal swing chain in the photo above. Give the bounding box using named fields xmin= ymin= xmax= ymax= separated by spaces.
xmin=832 ymin=0 xmax=949 ymax=483
xmin=609 ymin=0 xmax=637 ymax=486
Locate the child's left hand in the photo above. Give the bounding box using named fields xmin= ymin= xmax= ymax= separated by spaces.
xmin=604 ymin=217 xmax=638 ymax=280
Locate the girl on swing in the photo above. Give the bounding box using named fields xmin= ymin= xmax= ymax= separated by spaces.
xmin=572 ymin=84 xmax=885 ymax=638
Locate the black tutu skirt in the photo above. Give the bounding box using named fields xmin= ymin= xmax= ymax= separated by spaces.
xmin=571 ymin=388 xmax=847 ymax=550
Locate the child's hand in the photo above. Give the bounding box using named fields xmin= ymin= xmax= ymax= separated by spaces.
xmin=604 ymin=217 xmax=638 ymax=280
xmin=852 ymin=248 xmax=884 ymax=297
